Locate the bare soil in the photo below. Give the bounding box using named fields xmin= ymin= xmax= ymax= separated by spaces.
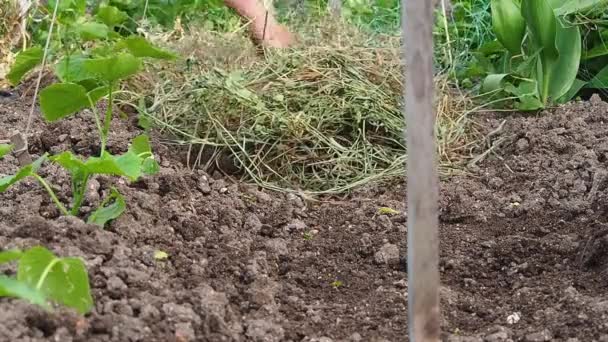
xmin=1 ymin=86 xmax=608 ymax=342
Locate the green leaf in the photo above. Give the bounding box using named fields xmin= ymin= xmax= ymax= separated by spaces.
xmin=77 ymin=22 xmax=110 ymax=41
xmin=556 ymin=78 xmax=586 ymax=103
xmin=118 ymin=36 xmax=177 ymax=60
xmin=83 ymin=53 xmax=141 ymax=83
xmin=51 ymin=151 xmax=86 ymax=174
xmin=7 ymin=46 xmax=44 ymax=85
xmin=521 ymin=0 xmax=558 ymax=58
xmin=0 ymin=276 xmax=49 ymax=309
xmin=84 ymin=153 xmax=128 ymax=176
xmin=96 ymin=5 xmax=129 ymax=27
xmin=113 ymin=151 xmax=143 ymax=180
xmin=0 ymin=144 xmax=13 ymax=159
xmin=39 ymin=83 xmax=90 ymax=122
xmin=130 ymin=135 xmax=152 ymax=155
xmin=153 ymin=250 xmax=169 ymax=260
xmin=55 ymin=55 xmax=97 ymax=83
xmin=481 ymin=73 xmax=510 ymax=93
xmin=516 ymin=96 xmax=544 ymax=110
xmin=0 ymin=155 xmax=47 ymax=192
xmin=0 ymin=249 xmax=23 ymax=264
xmin=547 ymin=18 xmax=581 ymax=102
xmin=583 ymin=43 xmax=608 ymax=60
xmin=87 ymin=188 xmax=126 ymax=226
xmin=88 ymin=86 xmax=110 ymax=103
xmin=587 ymin=65 xmax=608 ymax=89
xmin=377 ymin=207 xmax=400 ymax=215
xmin=17 ymin=247 xmax=93 ymax=314
xmin=554 ymin=0 xmax=607 ymax=16
xmin=48 ymin=0 xmax=86 ymax=14
xmin=521 ymin=0 xmax=581 ymax=104
xmin=142 ymin=158 xmax=160 ymax=175
xmin=128 ymin=135 xmax=159 ymax=176
xmin=491 ymin=0 xmax=526 ymax=55
xmin=50 ymin=152 xmax=90 ymax=215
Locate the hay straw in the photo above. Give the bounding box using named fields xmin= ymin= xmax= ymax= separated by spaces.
xmin=135 ymin=20 xmax=479 ymax=195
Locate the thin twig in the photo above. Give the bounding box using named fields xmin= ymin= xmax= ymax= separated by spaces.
xmin=25 ymin=0 xmax=60 ymax=137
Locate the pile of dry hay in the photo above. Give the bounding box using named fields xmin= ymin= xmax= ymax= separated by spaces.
xmin=140 ymin=22 xmax=478 ymax=194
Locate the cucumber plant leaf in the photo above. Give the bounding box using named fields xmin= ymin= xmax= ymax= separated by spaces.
xmin=17 ymin=246 xmax=93 ymax=314
xmin=55 ymin=55 xmax=97 ymax=83
xmin=0 ymin=154 xmax=47 ymax=192
xmin=96 ymin=5 xmax=129 ymax=27
xmin=0 ymin=144 xmax=13 ymax=159
xmin=83 ymin=53 xmax=141 ymax=83
xmin=0 ymin=249 xmax=23 ymax=264
xmin=87 ymin=188 xmax=126 ymax=227
xmin=7 ymin=46 xmax=44 ymax=85
xmin=0 ymin=276 xmax=49 ymax=309
xmin=77 ymin=22 xmax=110 ymax=41
xmin=118 ymin=36 xmax=177 ymax=60
xmin=39 ymin=83 xmax=90 ymax=122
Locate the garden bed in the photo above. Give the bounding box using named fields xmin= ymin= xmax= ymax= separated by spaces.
xmin=1 ymin=90 xmax=608 ymax=342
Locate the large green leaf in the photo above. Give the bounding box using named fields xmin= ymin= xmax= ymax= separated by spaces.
xmin=491 ymin=0 xmax=526 ymax=55
xmin=87 ymin=188 xmax=126 ymax=226
xmin=0 ymin=144 xmax=13 ymax=159
xmin=118 ymin=36 xmax=177 ymax=60
xmin=17 ymin=247 xmax=93 ymax=314
xmin=521 ymin=0 xmax=558 ymax=58
xmin=546 ymin=19 xmax=581 ymax=101
xmin=96 ymin=5 xmax=129 ymax=27
xmin=39 ymin=83 xmax=90 ymax=122
xmin=55 ymin=55 xmax=97 ymax=83
xmin=0 ymin=276 xmax=49 ymax=309
xmin=7 ymin=46 xmax=44 ymax=85
xmin=521 ymin=0 xmax=581 ymax=104
xmin=83 ymin=53 xmax=141 ymax=83
xmin=77 ymin=22 xmax=110 ymax=41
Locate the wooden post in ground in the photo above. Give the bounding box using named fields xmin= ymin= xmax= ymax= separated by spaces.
xmin=402 ymin=0 xmax=440 ymax=340
xmin=328 ymin=0 xmax=341 ymax=17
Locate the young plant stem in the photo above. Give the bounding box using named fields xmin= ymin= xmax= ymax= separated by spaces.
xmin=69 ymin=173 xmax=90 ymax=216
xmin=87 ymin=95 xmax=105 ymax=154
xmin=102 ymin=84 xmax=114 ymax=153
xmin=35 ymin=257 xmax=60 ymax=291
xmin=32 ymin=174 xmax=70 ymax=216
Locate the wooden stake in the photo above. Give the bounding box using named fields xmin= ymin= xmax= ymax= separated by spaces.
xmin=328 ymin=0 xmax=341 ymax=17
xmin=402 ymin=0 xmax=440 ymax=340
xmin=10 ymin=131 xmax=32 ymax=166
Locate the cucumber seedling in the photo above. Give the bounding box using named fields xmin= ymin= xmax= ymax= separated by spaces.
xmin=2 ymin=1 xmax=175 ymax=225
xmin=0 ymin=247 xmax=93 ymax=315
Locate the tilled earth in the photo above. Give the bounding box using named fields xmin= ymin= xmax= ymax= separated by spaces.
xmin=1 ymin=87 xmax=608 ymax=342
